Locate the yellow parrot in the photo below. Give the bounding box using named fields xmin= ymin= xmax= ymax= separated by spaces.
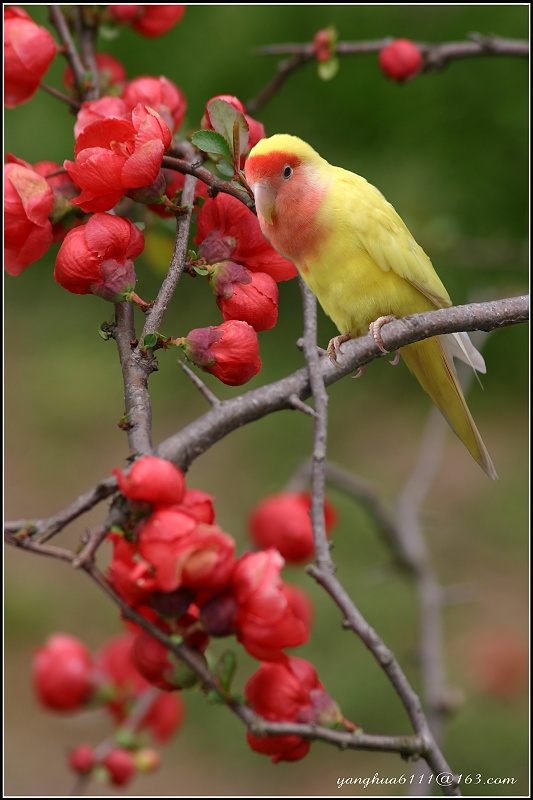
xmin=244 ymin=134 xmax=497 ymax=480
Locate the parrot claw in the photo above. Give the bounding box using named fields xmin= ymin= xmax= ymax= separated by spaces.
xmin=369 ymin=315 xmax=397 ymax=354
xmin=327 ymin=333 xmax=352 ymax=364
xmin=389 ymin=350 xmax=400 ymax=366
xmin=352 ymin=365 xmax=366 ymax=379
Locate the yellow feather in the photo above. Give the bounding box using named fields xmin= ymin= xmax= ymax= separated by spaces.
xmin=245 ymin=134 xmax=497 ymax=479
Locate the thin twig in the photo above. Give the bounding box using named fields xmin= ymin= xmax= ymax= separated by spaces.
xmin=161 ymin=155 xmax=254 ymax=208
xmin=38 ymin=82 xmax=81 ymax=110
xmin=141 ymin=145 xmax=199 ymax=340
xmin=48 ymin=5 xmax=86 ymax=93
xmin=298 ymin=279 xmax=459 ymax=792
xmin=4 ymin=477 xmax=117 ymax=543
xmin=178 ymin=361 xmax=221 ymax=407
xmin=298 ymin=278 xmax=331 ymax=569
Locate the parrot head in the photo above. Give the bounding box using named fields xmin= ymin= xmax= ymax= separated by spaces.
xmin=244 ymin=134 xmax=329 ymax=261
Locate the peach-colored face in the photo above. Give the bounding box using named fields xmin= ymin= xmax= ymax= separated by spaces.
xmin=244 ymin=149 xmax=329 ymax=264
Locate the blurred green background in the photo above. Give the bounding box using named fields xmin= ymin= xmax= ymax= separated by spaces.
xmin=4 ymin=4 xmax=528 ymax=797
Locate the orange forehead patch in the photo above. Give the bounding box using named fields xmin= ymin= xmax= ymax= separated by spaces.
xmin=245 ymin=150 xmax=302 ymax=183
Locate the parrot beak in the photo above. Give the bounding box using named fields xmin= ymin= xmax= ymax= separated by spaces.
xmin=251 ymin=182 xmax=276 ymax=225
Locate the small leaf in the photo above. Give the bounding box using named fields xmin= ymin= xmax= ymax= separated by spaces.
xmin=207 ymin=99 xmax=249 ymax=157
xmin=318 ymin=56 xmax=340 ymax=81
xmin=98 ymin=23 xmax=121 ymax=41
xmin=193 ymin=266 xmax=210 ymax=276
xmin=142 ymin=333 xmax=158 ymax=349
xmin=216 ymin=159 xmax=235 ymax=178
xmin=191 ymin=129 xmax=231 ymax=159
xmin=98 ymin=322 xmax=112 ymax=340
xmin=214 ymin=650 xmax=237 ymax=693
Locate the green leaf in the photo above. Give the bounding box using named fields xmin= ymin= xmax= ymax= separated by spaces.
xmin=191 ymin=129 xmax=231 ymax=159
xmin=214 ymin=650 xmax=237 ymax=693
xmin=318 ymin=56 xmax=340 ymax=81
xmin=216 ymin=159 xmax=235 ymax=178
xmin=193 ymin=266 xmax=210 ymax=276
xmin=207 ymin=99 xmax=249 ymax=158
xmin=98 ymin=23 xmax=120 ymax=41
xmin=142 ymin=333 xmax=158 ymax=349
xmin=98 ymin=322 xmax=112 ymax=340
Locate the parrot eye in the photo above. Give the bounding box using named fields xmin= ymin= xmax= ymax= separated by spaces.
xmin=282 ymin=165 xmax=293 ymax=180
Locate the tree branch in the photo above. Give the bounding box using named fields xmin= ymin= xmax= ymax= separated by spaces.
xmin=114 ymin=301 xmax=155 ymax=456
xmin=156 ymin=295 xmax=529 ymax=470
xmin=2 ymin=529 xmax=460 ymax=790
xmin=248 ymin=35 xmax=528 ymax=111
xmin=4 ymin=296 xmax=527 ymax=545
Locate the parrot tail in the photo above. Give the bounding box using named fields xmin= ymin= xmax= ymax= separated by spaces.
xmin=400 ymin=336 xmax=498 ymax=480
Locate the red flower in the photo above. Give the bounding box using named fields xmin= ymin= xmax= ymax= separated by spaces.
xmin=64 ymin=52 xmax=127 ymax=96
xmin=131 ymin=618 xmax=208 ymax=691
xmin=138 ymin=509 xmax=236 ymax=594
xmin=179 ymin=320 xmax=262 ymax=386
xmin=108 ymin=5 xmax=186 ymax=37
xmin=180 ymin=489 xmax=216 ymax=524
xmin=245 ymin=657 xmax=336 ymax=763
xmin=249 ymin=491 xmax=338 ymax=563
xmin=201 ymin=94 xmax=266 ymax=156
xmin=95 ymin=632 xmax=186 ymax=741
xmin=231 ymin=549 xmax=310 ymax=661
xmin=54 ymin=212 xmax=144 ymax=301
xmin=69 ymin=745 xmax=95 ymax=775
xmin=195 ymin=193 xmax=296 ymax=281
xmin=103 ymin=748 xmax=136 ymax=787
xmin=379 ymin=39 xmax=423 ymax=82
xmin=139 ymin=691 xmax=186 ymax=743
xmin=74 ymin=96 xmax=130 ymax=138
xmin=114 ymin=456 xmax=186 ymax=506
xmin=469 ymin=629 xmax=529 ymax=699
xmin=209 ymin=261 xmax=279 ymax=331
xmin=33 ymin=634 xmax=94 ymax=711
xmin=4 ymin=6 xmax=57 ymax=107
xmin=64 ymin=104 xmax=172 ymax=212
xmin=122 ymin=75 xmax=187 ymax=134
xmin=4 ymin=160 xmax=54 ymax=275
xmin=107 ymin=531 xmax=158 ymax=608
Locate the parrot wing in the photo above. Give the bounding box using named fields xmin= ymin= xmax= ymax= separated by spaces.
xmin=333 ymin=167 xmax=487 ymax=374
xmin=334 ymin=167 xmax=452 ymax=310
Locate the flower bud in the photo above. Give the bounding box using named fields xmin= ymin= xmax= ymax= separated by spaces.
xmin=108 ymin=5 xmax=186 ymax=38
xmin=379 ymin=39 xmax=423 ymax=82
xmin=69 ymin=744 xmax=95 ymax=775
xmin=178 ymin=320 xmax=262 ymax=386
xmin=54 ymin=213 xmax=144 ymax=302
xmin=209 ymin=262 xmax=279 ymax=331
xmin=33 ymin=634 xmax=94 ymax=711
xmin=103 ymin=748 xmax=136 ymax=786
xmin=249 ymin=491 xmax=338 ymax=563
xmin=114 ymin=456 xmax=186 ymax=506
xmin=4 ymin=7 xmax=57 ymax=107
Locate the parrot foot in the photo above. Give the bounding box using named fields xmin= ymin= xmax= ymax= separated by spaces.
xmin=369 ymin=315 xmax=397 ymax=353
xmin=327 ymin=333 xmax=352 ymax=364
